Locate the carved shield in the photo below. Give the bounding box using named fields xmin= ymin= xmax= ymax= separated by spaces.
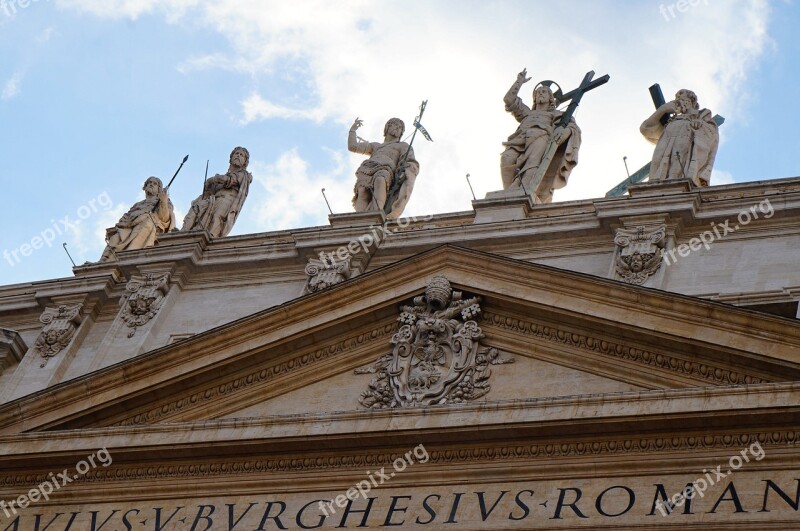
xmin=389 ymin=316 xmax=483 ymax=406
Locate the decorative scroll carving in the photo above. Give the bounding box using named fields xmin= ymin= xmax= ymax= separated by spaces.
xmin=303 ymin=255 xmax=351 ymax=294
xmin=120 ymin=273 xmax=170 ymax=338
xmin=357 ymin=276 xmax=513 ymax=408
xmin=614 ymin=225 xmax=666 ymax=285
xmin=33 ymin=304 xmax=82 ymax=367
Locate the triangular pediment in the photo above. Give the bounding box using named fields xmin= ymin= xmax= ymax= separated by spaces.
xmin=2 ymin=245 xmax=799 ymax=435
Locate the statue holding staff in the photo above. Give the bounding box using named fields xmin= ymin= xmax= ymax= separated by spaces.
xmin=182 ymin=146 xmax=252 ymax=237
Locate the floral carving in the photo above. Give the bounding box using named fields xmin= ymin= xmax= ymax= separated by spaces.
xmin=356 ymin=276 xmax=513 ymax=408
xmin=33 ymin=304 xmax=82 ymax=367
xmin=120 ymin=273 xmax=170 ymax=337
xmin=614 ymin=226 xmax=666 ymax=285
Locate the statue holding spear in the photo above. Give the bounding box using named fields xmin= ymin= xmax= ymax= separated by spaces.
xmin=348 ymin=101 xmax=431 ymax=219
xmin=98 ymin=156 xmax=187 ymax=262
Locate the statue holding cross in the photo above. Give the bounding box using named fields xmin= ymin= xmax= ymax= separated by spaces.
xmin=500 ymin=68 xmax=609 ymax=204
xmin=640 ymin=87 xmax=719 ymax=187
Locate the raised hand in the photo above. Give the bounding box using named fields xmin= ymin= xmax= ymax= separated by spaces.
xmin=517 ymin=68 xmax=531 ymax=84
xmin=350 ymin=117 xmax=364 ymax=131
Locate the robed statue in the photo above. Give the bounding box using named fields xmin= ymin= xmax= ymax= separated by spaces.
xmin=500 ymin=69 xmax=581 ymax=204
xmin=100 ymin=176 xmax=176 ymax=262
xmin=348 ymin=117 xmax=420 ymax=218
xmin=640 ymin=88 xmax=719 ymax=187
xmin=182 ymin=146 xmax=252 ymax=237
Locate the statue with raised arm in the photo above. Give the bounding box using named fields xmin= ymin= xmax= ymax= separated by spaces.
xmin=100 ymin=177 xmax=175 ymax=262
xmin=181 ymin=146 xmax=252 ymax=237
xmin=640 ymin=89 xmax=719 ymax=187
xmin=348 ymin=117 xmax=419 ymax=218
xmin=500 ymin=69 xmax=581 ymax=204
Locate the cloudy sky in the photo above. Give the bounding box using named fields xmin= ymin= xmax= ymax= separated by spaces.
xmin=0 ymin=0 xmax=796 ymax=285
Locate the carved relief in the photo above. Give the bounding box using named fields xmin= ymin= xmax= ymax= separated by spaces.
xmin=356 ymin=276 xmax=513 ymax=408
xmin=614 ymin=226 xmax=665 ymax=285
xmin=303 ymin=255 xmax=351 ymax=294
xmin=33 ymin=304 xmax=82 ymax=367
xmin=120 ymin=273 xmax=170 ymax=338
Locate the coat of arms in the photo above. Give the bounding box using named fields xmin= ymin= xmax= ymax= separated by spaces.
xmin=120 ymin=273 xmax=170 ymax=337
xmin=356 ymin=276 xmax=513 ymax=408
xmin=614 ymin=225 xmax=666 ymax=285
xmin=33 ymin=304 xmax=83 ymax=367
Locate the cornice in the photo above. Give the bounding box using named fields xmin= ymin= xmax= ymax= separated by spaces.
xmin=481 ymin=310 xmax=771 ymax=387
xmin=1 ymin=429 xmax=797 ymax=491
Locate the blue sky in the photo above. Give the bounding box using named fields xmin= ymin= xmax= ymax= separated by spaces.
xmin=0 ymin=0 xmax=796 ymax=285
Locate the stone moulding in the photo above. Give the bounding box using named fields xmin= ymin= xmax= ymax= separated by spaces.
xmin=1 ymin=430 xmax=795 ymax=488
xmin=481 ymin=311 xmax=768 ymax=386
xmin=120 ymin=272 xmax=170 ymax=338
xmin=110 ymin=322 xmax=396 ymax=427
xmin=0 ymin=328 xmax=26 ymax=375
xmin=32 ymin=304 xmax=83 ymax=368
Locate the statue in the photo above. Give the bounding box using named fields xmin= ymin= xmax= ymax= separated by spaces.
xmin=500 ymin=69 xmax=581 ymax=204
xmin=348 ymin=117 xmax=419 ymax=218
xmin=100 ymin=177 xmax=175 ymax=262
xmin=640 ymin=89 xmax=719 ymax=187
xmin=181 ymin=146 xmax=252 ymax=237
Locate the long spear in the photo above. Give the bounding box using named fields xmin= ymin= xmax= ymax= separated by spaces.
xmin=165 ymin=155 xmax=189 ymax=190
xmin=383 ymin=101 xmax=431 ymax=215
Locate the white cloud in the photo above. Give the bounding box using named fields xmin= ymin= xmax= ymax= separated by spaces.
xmin=240 ymin=93 xmax=321 ymax=124
xmin=711 ymin=169 xmax=736 ymax=186
xmin=55 ymin=0 xmax=198 ymax=21
xmin=2 ymin=72 xmax=23 ymax=101
xmin=245 ymin=147 xmax=349 ymax=233
xmin=59 ymin=0 xmax=773 ymax=220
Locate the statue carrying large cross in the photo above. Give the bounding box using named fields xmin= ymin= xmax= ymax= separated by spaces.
xmin=500 ymin=69 xmax=609 ymax=204
xmin=606 ymin=83 xmax=723 ymax=196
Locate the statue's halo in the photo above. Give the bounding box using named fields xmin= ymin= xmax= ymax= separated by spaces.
xmin=535 ymin=80 xmax=564 ymax=103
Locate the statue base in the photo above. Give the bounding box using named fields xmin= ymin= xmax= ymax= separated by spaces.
xmin=628 ymin=179 xmax=695 ymax=198
xmin=472 ymin=189 xmax=534 ymax=224
xmin=328 ymin=211 xmax=387 ymax=229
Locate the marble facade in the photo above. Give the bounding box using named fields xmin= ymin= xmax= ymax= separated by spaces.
xmin=1 ymin=177 xmax=800 ymax=529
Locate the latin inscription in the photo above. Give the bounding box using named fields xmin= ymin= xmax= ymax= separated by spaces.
xmin=1 ymin=478 xmax=798 ymax=529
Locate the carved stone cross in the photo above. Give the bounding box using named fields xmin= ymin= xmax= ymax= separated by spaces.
xmin=525 ymin=70 xmax=609 ymax=195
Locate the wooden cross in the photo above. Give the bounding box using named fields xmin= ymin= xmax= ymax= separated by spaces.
xmin=524 ymin=70 xmax=610 ymax=198
xmin=605 ymin=83 xmax=725 ymax=197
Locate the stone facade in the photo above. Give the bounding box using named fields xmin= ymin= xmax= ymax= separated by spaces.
xmin=1 ymin=178 xmax=799 ymax=529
